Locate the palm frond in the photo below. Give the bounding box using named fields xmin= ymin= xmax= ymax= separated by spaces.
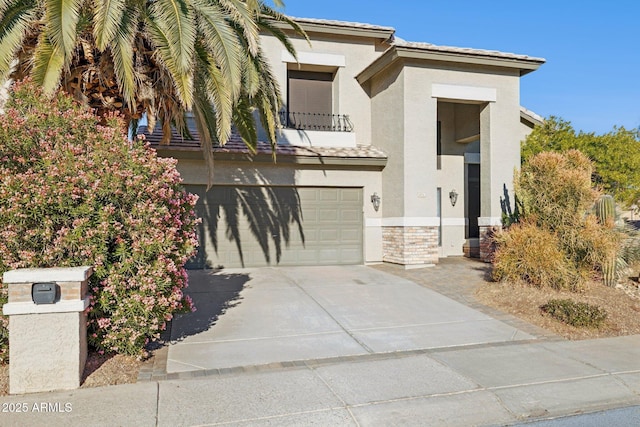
xmin=257 ymin=93 xmax=277 ymax=157
xmin=0 ymin=0 xmax=38 ymax=77
xmin=232 ymin=95 xmax=258 ymax=153
xmin=144 ymin=15 xmax=194 ymax=108
xmin=44 ymin=0 xmax=82 ymax=63
xmin=249 ymin=49 xmax=281 ymax=155
xmin=31 ymin=32 xmax=65 ymax=92
xmin=259 ymin=4 xmax=309 ymax=49
xmin=256 ymin=18 xmax=297 ymax=61
xmin=109 ymin=7 xmax=138 ymax=109
xmin=218 ymin=0 xmax=259 ymax=56
xmin=192 ymin=0 xmax=242 ymax=99
xmin=150 ymin=0 xmax=195 ymax=73
xmin=192 ymin=73 xmax=219 ymax=188
xmin=196 ymin=44 xmax=233 ymax=145
xmin=240 ymin=50 xmax=260 ymax=97
xmin=92 ymin=0 xmax=126 ymax=50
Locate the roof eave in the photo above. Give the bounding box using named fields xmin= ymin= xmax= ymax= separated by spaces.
xmin=357 ymin=46 xmax=544 ymax=84
xmin=153 ymin=146 xmax=388 ymax=168
xmin=269 ymin=19 xmax=395 ymax=40
xmin=520 ymin=108 xmax=545 ymax=127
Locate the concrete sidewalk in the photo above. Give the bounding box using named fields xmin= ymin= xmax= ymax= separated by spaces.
xmin=1 ymin=261 xmax=639 ymax=426
xmin=1 ymin=336 xmax=640 ymax=426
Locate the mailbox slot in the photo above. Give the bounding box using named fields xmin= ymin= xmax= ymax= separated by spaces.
xmin=32 ymin=282 xmax=60 ymax=304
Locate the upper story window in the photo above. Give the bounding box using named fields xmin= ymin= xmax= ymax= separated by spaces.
xmin=279 ymin=51 xmax=352 ymax=133
xmin=284 ymin=70 xmax=334 ymax=130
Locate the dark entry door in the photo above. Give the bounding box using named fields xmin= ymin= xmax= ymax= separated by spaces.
xmin=466 ymin=164 xmax=480 ymax=239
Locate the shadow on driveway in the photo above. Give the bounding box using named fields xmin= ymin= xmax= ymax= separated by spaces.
xmin=170 ymin=270 xmax=250 ymax=342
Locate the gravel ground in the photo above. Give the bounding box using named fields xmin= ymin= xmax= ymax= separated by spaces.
xmin=476 ymin=276 xmax=640 ymax=340
xmin=0 ymin=352 xmax=143 ymax=396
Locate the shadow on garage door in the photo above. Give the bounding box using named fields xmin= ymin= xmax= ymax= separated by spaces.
xmin=185 ymin=185 xmax=363 ymax=268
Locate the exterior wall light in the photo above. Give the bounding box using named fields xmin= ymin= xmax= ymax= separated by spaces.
xmin=371 ymin=192 xmax=381 ymax=212
xmin=449 ymin=189 xmax=458 ymax=207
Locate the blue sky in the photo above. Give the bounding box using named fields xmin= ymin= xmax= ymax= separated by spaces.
xmin=278 ymin=0 xmax=640 ymax=134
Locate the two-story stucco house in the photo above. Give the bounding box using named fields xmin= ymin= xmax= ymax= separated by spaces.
xmin=149 ymin=17 xmax=545 ymax=269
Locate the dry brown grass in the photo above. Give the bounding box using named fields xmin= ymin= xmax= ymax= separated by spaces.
xmin=477 ymin=275 xmax=640 ymax=340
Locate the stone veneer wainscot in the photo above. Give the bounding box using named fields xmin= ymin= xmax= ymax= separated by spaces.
xmin=382 ymin=226 xmax=439 ymax=266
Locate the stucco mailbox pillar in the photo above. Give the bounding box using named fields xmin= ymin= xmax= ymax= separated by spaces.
xmin=2 ymin=266 xmax=92 ymax=394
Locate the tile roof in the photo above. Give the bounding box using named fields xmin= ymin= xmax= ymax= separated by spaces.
xmin=139 ymin=126 xmax=387 ymax=159
xmin=392 ymin=40 xmax=545 ymax=64
xmin=290 ymin=17 xmax=395 ymax=33
xmin=520 ymin=106 xmax=545 ymax=126
xmin=286 ymin=17 xmax=543 ymax=64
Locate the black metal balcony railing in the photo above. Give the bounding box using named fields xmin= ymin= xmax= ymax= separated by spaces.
xmin=279 ymin=111 xmax=354 ymax=132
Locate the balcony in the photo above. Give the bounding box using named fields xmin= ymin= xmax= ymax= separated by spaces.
xmin=276 ymin=111 xmax=356 ymax=148
xmin=279 ymin=111 xmax=354 ymax=132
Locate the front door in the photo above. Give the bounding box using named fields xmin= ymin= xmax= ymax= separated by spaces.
xmin=466 ymin=164 xmax=480 ymax=239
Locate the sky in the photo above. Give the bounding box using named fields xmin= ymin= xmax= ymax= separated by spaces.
xmin=277 ymin=0 xmax=640 ymax=135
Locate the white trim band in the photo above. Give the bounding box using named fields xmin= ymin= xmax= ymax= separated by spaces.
xmin=282 ymin=51 xmax=346 ymax=67
xmin=441 ymin=218 xmax=468 ymax=226
xmin=381 ymin=217 xmax=441 ymax=227
xmin=3 ymin=297 xmax=90 ymax=316
xmin=478 ymin=216 xmax=503 ymax=227
xmin=432 ymin=83 xmax=497 ymax=102
xmin=365 ymin=218 xmax=383 ymax=227
xmin=3 ymin=266 xmax=93 ymax=284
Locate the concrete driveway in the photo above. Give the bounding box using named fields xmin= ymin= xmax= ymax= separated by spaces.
xmin=167 ymin=264 xmax=535 ymax=373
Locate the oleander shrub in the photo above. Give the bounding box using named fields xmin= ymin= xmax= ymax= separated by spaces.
xmin=492 ymin=221 xmax=580 ymax=290
xmin=540 ymin=299 xmax=607 ymax=328
xmin=0 ymin=80 xmax=199 ymax=358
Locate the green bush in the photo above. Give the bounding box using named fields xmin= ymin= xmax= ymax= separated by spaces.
xmin=492 ymin=221 xmax=580 ymax=290
xmin=540 ymin=299 xmax=607 ymax=328
xmin=0 ymin=80 xmax=199 ymax=358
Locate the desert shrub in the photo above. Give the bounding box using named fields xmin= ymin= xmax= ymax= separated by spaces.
xmin=492 ymin=221 xmax=580 ymax=290
xmin=517 ymin=150 xmax=597 ymax=232
xmin=0 ymin=80 xmax=199 ymax=358
xmin=540 ymin=299 xmax=607 ymax=328
xmin=498 ymin=150 xmax=625 ymax=286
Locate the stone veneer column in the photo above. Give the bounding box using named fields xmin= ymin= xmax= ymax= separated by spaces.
xmin=2 ymin=266 xmax=92 ymax=394
xmin=382 ymin=226 xmax=439 ymax=267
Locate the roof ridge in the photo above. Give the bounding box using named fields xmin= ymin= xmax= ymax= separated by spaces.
xmin=289 ymin=16 xmax=395 ymax=33
xmin=392 ymin=39 xmax=545 ymax=63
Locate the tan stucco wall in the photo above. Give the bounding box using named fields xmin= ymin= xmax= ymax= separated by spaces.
xmin=367 ymin=60 xmax=523 ymax=258
xmin=519 ymin=118 xmax=535 ymax=146
xmin=369 ymin=65 xmax=406 ymax=219
xmin=259 ymin=32 xmax=388 ymax=147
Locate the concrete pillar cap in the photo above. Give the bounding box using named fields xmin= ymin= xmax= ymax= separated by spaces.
xmin=2 ymin=266 xmax=93 ymax=284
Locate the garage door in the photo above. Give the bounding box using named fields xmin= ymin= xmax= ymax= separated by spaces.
xmin=185 ymin=186 xmax=363 ymax=268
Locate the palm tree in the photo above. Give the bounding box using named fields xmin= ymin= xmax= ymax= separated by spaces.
xmin=0 ymin=0 xmax=306 ymax=179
